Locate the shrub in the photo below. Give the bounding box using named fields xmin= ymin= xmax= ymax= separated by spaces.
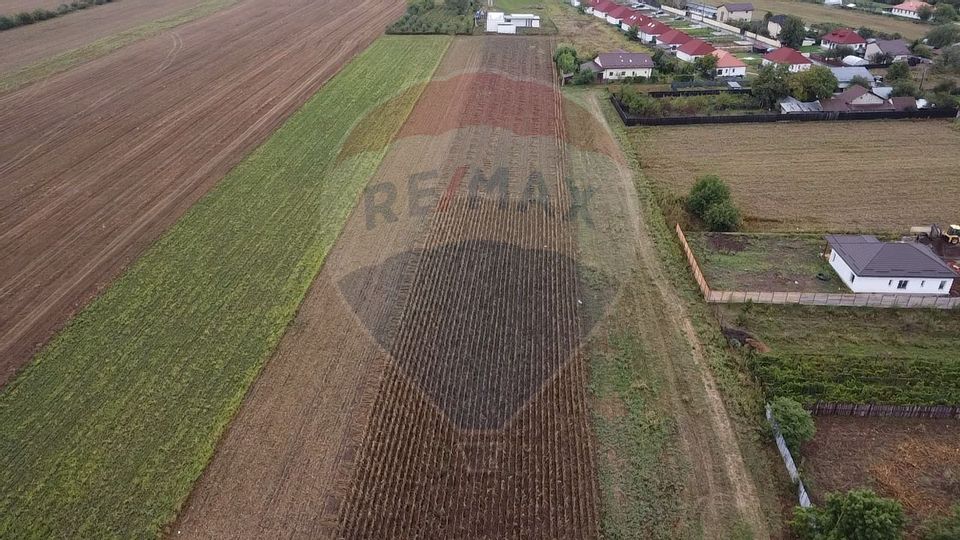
xmin=919 ymin=504 xmax=960 ymax=540
xmin=926 ymin=24 xmax=960 ymax=48
xmin=703 ymin=199 xmax=741 ymax=232
xmin=0 ymin=15 xmax=15 ymax=30
xmin=791 ymin=489 xmax=906 ymax=540
xmin=885 ymin=61 xmax=910 ymax=81
xmin=15 ymin=11 xmax=35 ymax=25
xmin=571 ymin=69 xmax=596 ymax=85
xmin=686 ymin=174 xmax=730 ymax=217
xmin=770 ymin=397 xmax=815 ymax=455
xmin=32 ymin=8 xmax=55 ymax=20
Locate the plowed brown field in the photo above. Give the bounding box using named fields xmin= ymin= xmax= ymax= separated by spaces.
xmin=0 ymin=0 xmax=205 ymax=75
xmin=174 ymin=36 xmax=617 ymax=538
xmin=0 ymin=0 xmax=405 ymax=385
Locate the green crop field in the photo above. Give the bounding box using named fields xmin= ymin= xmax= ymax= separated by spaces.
xmin=0 ymin=35 xmax=449 ymax=538
xmin=721 ymin=304 xmax=960 ymax=405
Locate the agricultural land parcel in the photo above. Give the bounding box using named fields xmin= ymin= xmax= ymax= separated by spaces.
xmin=632 ymin=121 xmax=960 ymax=233
xmin=719 ymin=303 xmax=960 ymax=405
xmin=802 ymin=416 xmax=960 ymax=532
xmin=0 ymin=0 xmax=239 ymax=88
xmin=0 ymin=0 xmax=406 ymax=384
xmin=0 ymin=35 xmax=448 ymax=537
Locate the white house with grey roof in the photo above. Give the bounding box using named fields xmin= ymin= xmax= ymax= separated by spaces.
xmin=588 ymin=51 xmax=654 ymax=80
xmin=826 ymin=235 xmax=956 ymax=295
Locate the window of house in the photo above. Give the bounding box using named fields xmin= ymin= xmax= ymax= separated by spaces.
xmin=897 ymin=280 xmax=909 ymax=289
xmin=850 ymin=273 xmax=855 ymax=283
xmin=921 ymin=280 xmax=925 ymax=287
xmin=941 ymin=280 xmax=948 ymax=290
xmin=888 ymin=279 xmax=893 ymax=286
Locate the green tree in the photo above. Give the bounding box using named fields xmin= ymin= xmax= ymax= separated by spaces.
xmin=789 ymin=65 xmax=838 ymax=101
xmin=694 ymin=54 xmax=718 ymax=79
xmin=825 ymin=44 xmax=855 ymax=60
xmin=918 ymin=4 xmax=934 ymax=20
xmin=849 ymin=74 xmax=874 ymax=88
xmin=925 ymin=24 xmax=960 ymax=48
xmin=791 ymin=489 xmax=906 ymax=540
xmin=885 ymin=60 xmax=910 ymax=80
xmin=934 ymin=44 xmax=960 ymax=74
xmin=571 ymin=68 xmax=596 ymax=85
xmin=891 ymin=78 xmax=918 ymax=96
xmin=919 ymin=504 xmax=960 ymax=540
xmin=770 ymin=397 xmax=815 ymax=455
xmin=687 ymin=175 xmax=730 ymax=216
xmin=934 ymin=3 xmax=958 ymax=22
xmin=704 ymin=200 xmax=741 ymax=232
xmin=780 ymin=16 xmax=807 ymax=49
xmin=869 ymin=51 xmax=893 ymax=64
xmin=752 ymin=63 xmax=791 ymax=109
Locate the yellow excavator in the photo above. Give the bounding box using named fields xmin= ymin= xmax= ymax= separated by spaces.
xmin=910 ymin=224 xmax=960 ymax=245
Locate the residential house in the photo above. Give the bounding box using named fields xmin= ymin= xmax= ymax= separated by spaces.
xmin=588 ymin=0 xmax=617 ymax=18
xmin=767 ymin=14 xmax=788 ymax=38
xmin=716 ymin=2 xmax=754 ymax=22
xmin=821 ymin=28 xmax=866 ymax=52
xmin=637 ymin=18 xmax=671 ymax=42
xmin=687 ymin=1 xmax=719 ymax=18
xmin=762 ymin=47 xmax=812 ymax=71
xmin=657 ymin=28 xmax=693 ymax=50
xmin=778 ymin=96 xmax=823 ymax=113
xmin=820 ymin=84 xmax=917 ymax=111
xmin=864 ymin=39 xmax=912 ymax=62
xmin=890 ymin=0 xmax=932 ymax=19
xmin=825 ymin=235 xmax=955 ymax=295
xmin=620 ymin=11 xmax=648 ymax=32
xmin=711 ymin=49 xmax=747 ymax=76
xmin=606 ymin=4 xmax=634 ymax=25
xmin=485 ymin=12 xmax=541 ymax=33
xmin=591 ymin=51 xmax=655 ymax=79
xmin=829 ymin=66 xmax=874 ymax=88
xmin=677 ymin=38 xmax=717 ymax=62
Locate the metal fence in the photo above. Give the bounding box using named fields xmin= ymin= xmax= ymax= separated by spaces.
xmin=766 ymin=404 xmax=812 ymax=508
xmin=612 ymin=95 xmax=959 ymax=126
xmin=808 ymin=402 xmax=960 ymax=419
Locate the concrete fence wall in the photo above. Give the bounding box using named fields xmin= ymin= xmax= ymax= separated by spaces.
xmin=674 ymin=225 xmax=960 ymax=310
xmin=808 ymin=402 xmax=960 ymax=419
xmin=766 ymin=404 xmax=813 ymax=508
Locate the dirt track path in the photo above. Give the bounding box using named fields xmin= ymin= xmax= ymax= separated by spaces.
xmin=584 ymin=93 xmax=770 ymax=538
xmin=0 ymin=0 xmax=406 ymax=386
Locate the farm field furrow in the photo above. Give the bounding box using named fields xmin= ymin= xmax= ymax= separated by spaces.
xmin=633 ymin=121 xmax=960 ymax=233
xmin=0 ymin=0 xmax=217 ymax=77
xmin=0 ymin=0 xmax=406 ymax=385
xmin=176 ymin=36 xmax=604 ymax=538
xmin=0 ymin=35 xmax=447 ymax=538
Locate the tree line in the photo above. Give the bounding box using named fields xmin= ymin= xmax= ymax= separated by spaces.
xmin=0 ymin=0 xmax=115 ymax=32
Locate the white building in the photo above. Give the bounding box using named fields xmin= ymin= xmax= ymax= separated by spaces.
xmin=716 ymin=2 xmax=754 ymax=22
xmin=589 ymin=51 xmax=654 ymax=80
xmin=485 ymin=12 xmax=541 ymax=34
xmin=890 ymin=0 xmax=931 ymax=19
xmin=826 ymin=235 xmax=955 ymax=295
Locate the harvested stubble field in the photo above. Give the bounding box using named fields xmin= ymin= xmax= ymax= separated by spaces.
xmin=802 ymin=416 xmax=960 ymax=531
xmin=0 ymin=0 xmax=406 ymax=385
xmin=633 ymin=121 xmax=960 ymax=233
xmin=0 ymin=35 xmax=446 ymax=537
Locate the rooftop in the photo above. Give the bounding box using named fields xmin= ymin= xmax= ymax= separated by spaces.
xmin=711 ymin=49 xmax=747 ymax=68
xmin=823 ymin=28 xmax=866 ymax=45
xmin=892 ymin=0 xmax=931 ymax=11
xmin=827 ymin=235 xmax=956 ymax=278
xmin=720 ymin=2 xmax=754 ymax=11
xmin=763 ymin=47 xmax=811 ymax=65
xmin=595 ymin=51 xmax=655 ymax=69
xmin=679 ymin=38 xmax=716 ymax=56
xmin=872 ymin=39 xmax=911 ymax=57
xmin=658 ymin=28 xmax=693 ymax=45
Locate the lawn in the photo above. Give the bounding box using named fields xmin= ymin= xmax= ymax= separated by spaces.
xmin=746 ymin=0 xmax=930 ymax=40
xmin=631 ymin=120 xmax=960 ymax=233
xmin=0 ymin=35 xmax=449 ymax=538
xmin=688 ymin=233 xmax=845 ymax=293
xmin=720 ymin=303 xmax=960 ymax=405
xmin=543 ymin=0 xmax=656 ymax=56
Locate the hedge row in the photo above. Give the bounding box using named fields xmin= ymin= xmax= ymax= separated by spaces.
xmin=749 ymin=352 xmax=960 ymax=406
xmin=0 ymin=0 xmax=115 ymax=32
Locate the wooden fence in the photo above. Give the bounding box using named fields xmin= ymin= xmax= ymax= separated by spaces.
xmin=674 ymin=225 xmax=960 ymax=310
xmin=808 ymin=402 xmax=960 ymax=419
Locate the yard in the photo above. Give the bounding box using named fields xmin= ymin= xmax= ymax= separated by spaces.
xmin=801 ymin=416 xmax=960 ymax=533
xmin=688 ymin=233 xmax=845 ymax=293
xmin=746 ymin=0 xmax=930 ymax=40
xmin=632 ymin=120 xmax=960 ymax=233
xmin=718 ymin=303 xmax=960 ymax=405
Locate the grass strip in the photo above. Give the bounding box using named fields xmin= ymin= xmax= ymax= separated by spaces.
xmin=0 ymin=35 xmax=450 ymax=538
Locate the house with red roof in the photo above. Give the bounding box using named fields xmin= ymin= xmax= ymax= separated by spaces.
xmin=637 ymin=18 xmax=670 ymax=43
xmin=762 ymin=47 xmax=812 ymax=72
xmin=821 ymin=28 xmax=866 ymax=52
xmin=676 ymin=38 xmax=716 ymax=62
xmin=605 ymin=5 xmax=634 ymax=25
xmin=711 ymin=50 xmax=747 ymax=77
xmin=587 ymin=0 xmax=617 ymax=19
xmin=656 ymin=29 xmax=693 ymax=50
xmin=890 ymin=0 xmax=932 ymax=19
xmin=819 ymin=85 xmax=917 ymax=112
xmin=620 ymin=11 xmax=648 ymax=32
